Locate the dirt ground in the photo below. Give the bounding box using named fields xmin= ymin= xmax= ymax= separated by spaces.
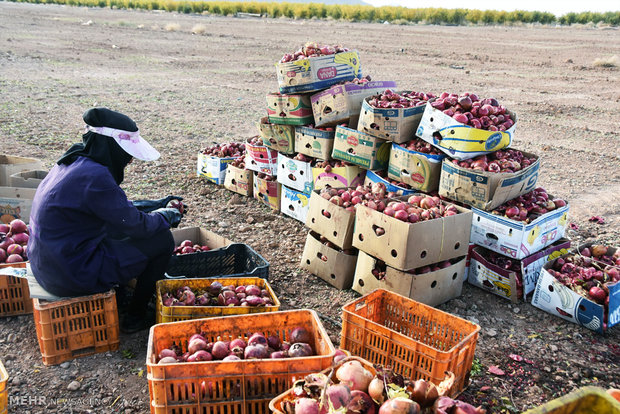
xmin=1 ymin=3 xmax=619 ymax=413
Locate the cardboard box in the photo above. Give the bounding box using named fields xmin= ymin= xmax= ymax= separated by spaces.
xmin=0 ymin=187 xmax=37 ymax=224
xmin=257 ymin=117 xmax=296 ymax=155
xmin=245 ymin=138 xmax=279 ymax=176
xmin=353 ymin=251 xmax=467 ymax=307
xmin=171 ymin=227 xmax=232 ymax=250
xmin=305 ymin=191 xmax=355 ymax=250
xmin=531 ymin=245 xmax=619 ymax=334
xmin=468 ymin=239 xmax=571 ymax=302
xmin=387 ymin=143 xmax=445 ymax=192
xmin=438 ymin=152 xmax=540 ymax=211
xmin=276 ymin=153 xmax=314 ymax=193
xmin=196 ymin=152 xmax=235 ymax=185
xmin=353 ymin=202 xmax=472 ymax=271
xmin=253 ymin=173 xmax=281 ymax=211
xmin=416 ymin=104 xmax=517 ymax=160
xmin=276 ymin=50 xmax=362 ymax=94
xmin=300 ymin=231 xmax=358 ymax=290
xmin=223 ymin=164 xmax=253 ymax=197
xmin=470 ymin=202 xmax=569 ymax=260
xmin=363 ymin=170 xmax=416 ymax=196
xmin=295 ymin=126 xmax=335 ymax=160
xmin=280 ymin=186 xmax=311 ymax=224
xmin=310 ymin=80 xmax=397 ymax=127
xmin=357 ymin=97 xmax=426 ymax=143
xmin=266 ymin=93 xmax=314 ymax=126
xmin=332 ymin=126 xmax=391 ymax=170
xmin=312 ymin=164 xmax=365 ymax=190
xmin=0 ymin=155 xmax=44 ymax=187
xmin=9 ymin=170 xmax=47 ymax=189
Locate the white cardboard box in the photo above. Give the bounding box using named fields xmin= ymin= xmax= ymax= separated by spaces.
xmin=276 ymin=153 xmax=314 ymax=193
xmin=280 ymin=186 xmax=311 ymax=223
xmin=470 ymin=203 xmax=569 ymax=260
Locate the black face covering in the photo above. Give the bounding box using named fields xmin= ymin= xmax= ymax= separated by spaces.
xmin=57 ymin=108 xmax=136 ymax=185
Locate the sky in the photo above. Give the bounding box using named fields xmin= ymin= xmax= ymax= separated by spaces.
xmin=363 ymin=0 xmax=619 ymax=16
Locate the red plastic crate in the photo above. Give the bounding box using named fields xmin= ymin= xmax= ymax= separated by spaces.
xmin=0 ymin=262 xmax=33 ymax=317
xmin=33 ymin=290 xmax=119 ymax=366
xmin=146 ymin=309 xmax=335 ymax=414
xmin=341 ymin=289 xmax=480 ymax=395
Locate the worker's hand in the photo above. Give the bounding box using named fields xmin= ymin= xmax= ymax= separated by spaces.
xmin=133 ymin=196 xmax=183 ymax=213
xmin=152 ymin=208 xmax=182 ymax=228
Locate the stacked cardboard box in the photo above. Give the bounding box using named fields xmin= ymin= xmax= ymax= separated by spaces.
xmin=0 ymin=155 xmax=44 ymax=225
xmin=410 ymin=98 xmax=571 ymax=302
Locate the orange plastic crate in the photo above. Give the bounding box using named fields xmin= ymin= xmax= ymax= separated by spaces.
xmin=0 ymin=262 xmax=33 ymax=317
xmin=156 ymin=277 xmax=280 ymax=323
xmin=269 ymin=356 xmax=375 ymax=414
xmin=0 ymin=360 xmax=7 ymax=414
xmin=146 ymin=309 xmax=336 ymax=414
xmin=33 ymin=290 xmax=120 ymax=366
xmin=340 ymin=289 xmax=480 ymax=395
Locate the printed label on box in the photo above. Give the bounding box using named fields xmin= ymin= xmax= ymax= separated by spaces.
xmin=266 ymin=94 xmax=314 ymax=126
xmin=358 ymin=98 xmax=425 ymax=144
xmin=387 ymin=143 xmax=444 ymax=192
xmin=276 ymin=153 xmax=314 ymax=193
xmin=224 ymin=165 xmax=253 ymax=197
xmin=253 ymin=173 xmax=281 ymax=211
xmin=332 ymin=126 xmax=390 ymax=170
xmin=281 ymin=186 xmax=311 ymax=223
xmin=276 ymin=51 xmax=362 ymax=94
xmin=257 ymin=117 xmax=296 ymax=154
xmin=312 ymin=165 xmax=365 ymax=190
xmin=0 ymin=187 xmax=36 ymax=224
xmin=295 ymin=126 xmax=335 ymax=160
xmin=416 ymin=104 xmax=516 ymax=160
xmin=310 ymin=80 xmax=397 ymax=127
xmin=470 ymin=204 xmax=569 ymax=260
xmin=245 ymin=142 xmax=279 ymax=176
xmin=196 ymin=153 xmax=235 ymax=185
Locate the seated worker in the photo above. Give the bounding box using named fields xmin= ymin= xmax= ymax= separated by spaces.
xmin=28 ymin=107 xmax=184 ymax=333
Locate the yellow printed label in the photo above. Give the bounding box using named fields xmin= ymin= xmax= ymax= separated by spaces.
xmin=437 ymin=127 xmax=511 ymax=153
xmin=334 ymin=52 xmax=361 ymax=76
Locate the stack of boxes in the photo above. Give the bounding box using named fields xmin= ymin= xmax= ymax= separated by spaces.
xmin=209 ymin=43 xmax=575 ymax=313
xmin=411 ymin=99 xmax=571 ymax=303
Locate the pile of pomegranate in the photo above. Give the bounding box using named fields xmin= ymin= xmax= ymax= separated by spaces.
xmin=367 ymin=89 xmax=435 ymax=109
xmin=319 ymin=182 xmax=391 ymax=213
xmin=0 ymin=219 xmax=29 ymax=264
xmin=490 ymin=187 xmax=567 ymax=223
xmin=247 ymin=136 xmax=264 ymax=147
xmin=156 ymin=326 xmax=315 ymax=363
xmin=314 ymin=159 xmax=354 ymax=173
xmin=280 ymin=359 xmax=484 ymax=414
xmin=280 ymin=42 xmax=351 ymax=63
xmin=230 ymin=157 xmax=245 ymax=169
xmin=546 ymin=245 xmax=619 ymax=310
xmin=431 ymin=92 xmax=515 ymax=131
xmin=173 ymin=239 xmax=210 ymax=255
xmin=401 ymin=138 xmax=444 ymax=156
xmin=161 ymin=282 xmax=274 ymax=308
xmin=200 ymin=142 xmax=245 ymax=158
xmin=450 ymin=149 xmax=536 ymax=173
xmin=381 ymin=194 xmax=461 ymax=224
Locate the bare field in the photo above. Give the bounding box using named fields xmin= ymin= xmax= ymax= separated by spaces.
xmin=1 ymin=3 xmax=619 ymax=413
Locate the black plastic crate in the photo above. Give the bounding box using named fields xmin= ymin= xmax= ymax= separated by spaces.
xmin=165 ymin=243 xmax=269 ymax=280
